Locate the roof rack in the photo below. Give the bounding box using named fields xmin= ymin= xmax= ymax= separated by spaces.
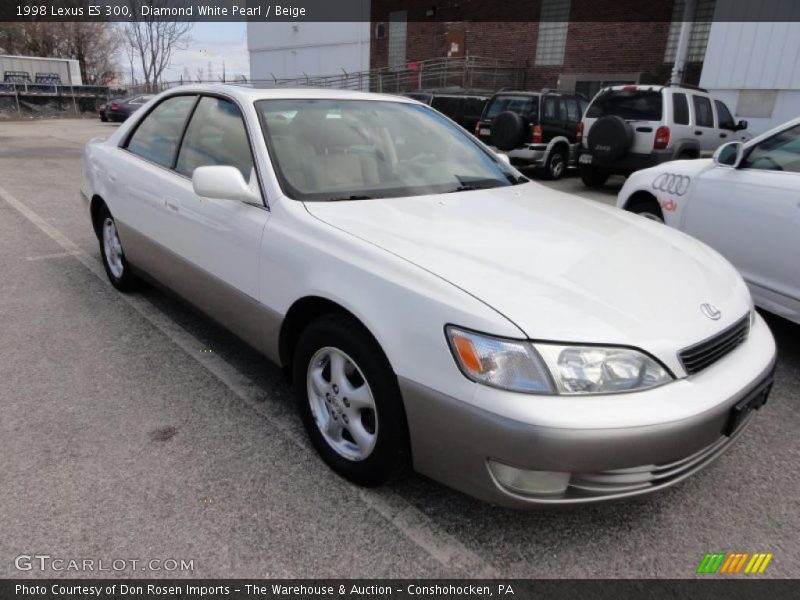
xmin=665 ymin=82 xmax=709 ymax=93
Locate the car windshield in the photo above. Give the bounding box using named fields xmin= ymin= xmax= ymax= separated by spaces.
xmin=485 ymin=95 xmax=538 ymax=120
xmin=586 ymin=89 xmax=663 ymax=121
xmin=255 ymin=99 xmax=525 ymax=201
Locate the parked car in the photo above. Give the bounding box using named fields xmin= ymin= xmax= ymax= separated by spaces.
xmin=579 ymin=83 xmax=749 ymax=187
xmin=82 ymin=85 xmax=775 ymax=508
xmin=618 ymin=116 xmax=800 ymax=325
xmin=98 ymin=98 xmax=123 ymax=122
xmin=473 ymin=90 xmax=587 ymax=179
xmin=104 ymin=95 xmax=155 ymax=122
xmin=403 ymin=91 xmax=489 ymax=133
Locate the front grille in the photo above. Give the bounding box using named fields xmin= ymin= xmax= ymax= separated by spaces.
xmin=679 ymin=315 xmax=750 ymax=375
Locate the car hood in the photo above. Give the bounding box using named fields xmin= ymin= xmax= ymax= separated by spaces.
xmin=304 ymin=182 xmax=751 ymax=358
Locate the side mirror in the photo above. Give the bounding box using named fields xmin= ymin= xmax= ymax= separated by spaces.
xmin=192 ymin=166 xmax=259 ymax=204
xmin=496 ymin=153 xmax=511 ymax=165
xmin=736 ymin=120 xmax=748 ymax=131
xmin=713 ymin=142 xmax=744 ymax=168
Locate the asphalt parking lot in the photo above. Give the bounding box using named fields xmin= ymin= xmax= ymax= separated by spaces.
xmin=1 ymin=118 xmax=798 ymax=579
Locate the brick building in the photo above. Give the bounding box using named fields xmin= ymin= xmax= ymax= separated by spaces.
xmin=370 ymin=0 xmax=713 ymax=96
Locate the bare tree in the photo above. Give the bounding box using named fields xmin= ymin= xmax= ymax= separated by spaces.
xmin=0 ymin=22 xmax=120 ymax=85
xmin=122 ymin=1 xmax=193 ymax=91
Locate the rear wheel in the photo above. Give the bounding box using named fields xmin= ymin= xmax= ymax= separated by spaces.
xmin=293 ymin=314 xmax=410 ymax=486
xmin=627 ymin=196 xmax=664 ymax=223
xmin=543 ymin=148 xmax=567 ymax=180
xmin=580 ymin=166 xmax=609 ymax=188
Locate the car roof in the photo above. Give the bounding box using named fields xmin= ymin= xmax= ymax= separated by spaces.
xmin=157 ymin=83 xmax=417 ymax=105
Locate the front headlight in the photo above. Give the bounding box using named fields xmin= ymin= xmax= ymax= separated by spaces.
xmin=446 ymin=327 xmax=554 ymax=393
xmin=446 ymin=327 xmax=672 ymax=395
xmin=534 ymin=344 xmax=672 ymax=394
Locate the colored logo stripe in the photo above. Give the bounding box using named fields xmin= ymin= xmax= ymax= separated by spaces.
xmin=697 ymin=552 xmax=773 ymax=574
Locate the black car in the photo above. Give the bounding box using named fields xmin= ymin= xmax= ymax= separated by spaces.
xmin=473 ymin=90 xmax=588 ymax=179
xmin=103 ymin=95 xmax=154 ymax=122
xmin=403 ymin=91 xmax=489 ymax=133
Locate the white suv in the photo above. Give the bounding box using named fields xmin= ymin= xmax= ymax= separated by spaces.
xmin=578 ymin=84 xmax=750 ymax=187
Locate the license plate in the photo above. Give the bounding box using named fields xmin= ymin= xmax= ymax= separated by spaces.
xmin=579 ymin=153 xmax=593 ymax=165
xmin=480 ymin=128 xmax=490 ymax=136
xmin=723 ymin=374 xmax=773 ymax=436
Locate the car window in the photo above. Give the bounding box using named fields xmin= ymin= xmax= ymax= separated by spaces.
xmin=692 ymin=95 xmax=713 ymax=127
xmin=673 ymin=93 xmax=689 ymax=125
xmin=430 ymin=96 xmax=462 ymax=119
xmin=585 ymin=89 xmax=662 ymax=121
xmin=742 ymin=124 xmax=800 ymax=173
xmin=543 ymin=97 xmax=558 ymax=120
xmin=566 ymin=98 xmax=580 ymax=123
xmin=256 ymin=99 xmax=523 ymax=201
xmin=126 ymin=95 xmax=197 ymax=168
xmin=485 ymin=95 xmax=538 ymax=120
xmin=175 ymin=96 xmax=255 ymax=182
xmin=714 ymin=100 xmax=736 ymax=130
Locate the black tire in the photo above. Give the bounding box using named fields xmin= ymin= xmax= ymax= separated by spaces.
xmin=587 ymin=115 xmax=634 ymax=163
xmin=100 ymin=115 xmax=108 ymax=122
xmin=628 ymin=196 xmax=664 ymax=223
xmin=96 ymin=204 xmax=141 ymax=292
xmin=542 ymin=147 xmax=567 ymax=180
xmin=580 ymin=166 xmax=609 ymax=188
xmin=490 ymin=111 xmax=525 ymax=151
xmin=293 ymin=313 xmax=410 ymax=486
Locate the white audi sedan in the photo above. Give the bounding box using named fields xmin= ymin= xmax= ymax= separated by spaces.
xmin=618 ymin=116 xmax=800 ymax=326
xmin=82 ymin=85 xmax=776 ymax=507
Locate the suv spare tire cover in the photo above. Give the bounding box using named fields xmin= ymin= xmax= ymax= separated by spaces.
xmin=587 ymin=115 xmax=634 ymax=163
xmin=490 ymin=111 xmax=525 ymax=151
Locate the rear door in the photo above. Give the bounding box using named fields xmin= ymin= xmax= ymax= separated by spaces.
xmin=691 ymin=94 xmax=717 ymax=156
xmin=564 ymin=97 xmax=582 ymax=143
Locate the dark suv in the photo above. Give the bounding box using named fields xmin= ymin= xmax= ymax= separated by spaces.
xmin=403 ymin=91 xmax=490 ymax=133
xmin=473 ymin=90 xmax=587 ymax=179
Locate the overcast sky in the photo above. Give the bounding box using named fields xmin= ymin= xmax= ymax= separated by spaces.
xmin=123 ymin=22 xmax=250 ymax=84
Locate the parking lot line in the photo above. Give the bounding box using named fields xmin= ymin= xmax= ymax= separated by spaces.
xmin=0 ymin=183 xmax=498 ymax=578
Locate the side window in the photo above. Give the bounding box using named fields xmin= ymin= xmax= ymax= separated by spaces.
xmin=692 ymin=95 xmax=713 ymax=127
xmin=673 ymin=93 xmax=689 ymax=125
xmin=543 ymin=96 xmax=558 ymax=120
xmin=175 ymin=96 xmax=255 ymax=182
xmin=126 ymin=95 xmax=197 ymax=168
xmin=557 ymin=98 xmax=569 ymax=121
xmin=565 ymin=98 xmax=580 ymax=123
xmin=742 ymin=124 xmax=800 ymax=173
xmin=714 ymin=100 xmax=736 ymax=130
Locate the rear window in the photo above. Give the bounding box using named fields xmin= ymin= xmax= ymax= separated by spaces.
xmin=485 ymin=95 xmax=538 ymax=120
xmin=586 ymin=89 xmax=663 ymax=121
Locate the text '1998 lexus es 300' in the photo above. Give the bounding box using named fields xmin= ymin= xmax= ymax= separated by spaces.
xmin=81 ymin=85 xmax=776 ymax=508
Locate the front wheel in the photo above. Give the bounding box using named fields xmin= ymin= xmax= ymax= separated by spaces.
xmin=293 ymin=314 xmax=409 ymax=486
xmin=628 ymin=197 xmax=665 ymax=223
xmin=98 ymin=205 xmax=141 ymax=292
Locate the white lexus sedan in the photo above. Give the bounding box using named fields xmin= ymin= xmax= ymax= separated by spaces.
xmin=82 ymin=85 xmax=776 ymax=507
xmin=618 ymin=116 xmax=800 ymax=326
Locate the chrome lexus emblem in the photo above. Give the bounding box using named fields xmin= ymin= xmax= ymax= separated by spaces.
xmin=700 ymin=303 xmax=721 ymax=320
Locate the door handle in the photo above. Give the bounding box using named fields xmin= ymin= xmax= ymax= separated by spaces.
xmin=635 ymin=126 xmax=653 ymax=132
xmin=720 ymin=133 xmax=727 ymax=138
xmin=695 ymin=130 xmax=703 ymax=135
xmin=164 ymin=197 xmax=181 ymax=212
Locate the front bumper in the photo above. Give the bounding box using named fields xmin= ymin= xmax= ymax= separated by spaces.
xmin=400 ymin=316 xmax=776 ymax=508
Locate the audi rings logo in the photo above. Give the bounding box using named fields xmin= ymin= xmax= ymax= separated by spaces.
xmin=652 ymin=173 xmax=691 ymax=195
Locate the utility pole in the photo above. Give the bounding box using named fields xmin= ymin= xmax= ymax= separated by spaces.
xmin=670 ymin=0 xmax=698 ymax=84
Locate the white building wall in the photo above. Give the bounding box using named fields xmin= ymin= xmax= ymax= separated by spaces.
xmin=247 ymin=17 xmax=370 ymax=83
xmin=700 ymin=7 xmax=800 ymax=134
xmin=0 ymin=55 xmax=82 ymax=85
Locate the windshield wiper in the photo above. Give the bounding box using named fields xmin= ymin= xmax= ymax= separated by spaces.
xmin=324 ymin=195 xmax=373 ymax=201
xmin=445 ymin=184 xmax=494 ymax=193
